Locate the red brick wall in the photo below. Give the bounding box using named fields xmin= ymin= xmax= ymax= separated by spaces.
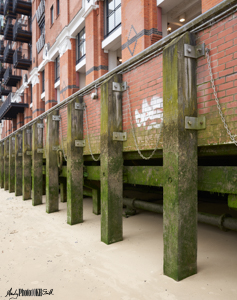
xmin=197 ymin=11 xmax=237 ymax=145
xmin=202 ymin=0 xmax=223 ymax=13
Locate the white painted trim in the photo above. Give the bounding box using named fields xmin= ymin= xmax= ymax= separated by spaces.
xmin=41 ymin=91 xmax=45 ymax=100
xmin=30 ymin=102 xmax=33 ymax=108
xmin=102 ymin=26 xmax=121 ymax=50
xmin=76 ymin=57 xmax=86 ymax=72
xmin=82 ymin=4 xmax=99 ymax=19
xmin=54 ymin=80 xmax=60 ymax=89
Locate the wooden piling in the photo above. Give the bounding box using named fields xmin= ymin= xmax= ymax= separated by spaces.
xmin=67 ymin=96 xmax=83 ymax=225
xmin=92 ymin=189 xmax=101 ymax=215
xmin=163 ymin=32 xmax=198 ymax=281
xmin=46 ymin=110 xmax=59 ymax=213
xmin=15 ymin=132 xmax=22 ymax=196
xmin=100 ymin=74 xmax=123 ymax=244
xmin=4 ymin=139 xmax=9 ymax=190
xmin=22 ymin=128 xmax=32 ymax=200
xmin=9 ymin=136 xmax=15 ymax=193
xmin=32 ymin=120 xmax=44 ymax=206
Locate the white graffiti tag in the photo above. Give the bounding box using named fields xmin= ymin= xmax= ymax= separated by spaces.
xmin=135 ymin=96 xmax=163 ymax=130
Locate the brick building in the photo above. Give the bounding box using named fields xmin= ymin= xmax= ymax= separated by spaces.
xmin=0 ymin=0 xmax=223 ymax=136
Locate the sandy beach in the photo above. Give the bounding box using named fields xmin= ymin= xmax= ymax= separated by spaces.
xmin=0 ymin=189 xmax=237 ymax=300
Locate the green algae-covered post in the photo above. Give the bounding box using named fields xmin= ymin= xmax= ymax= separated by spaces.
xmin=0 ymin=142 xmax=4 ymax=188
xmin=32 ymin=120 xmax=44 ymax=206
xmin=9 ymin=136 xmax=15 ymax=193
xmin=101 ymin=74 xmax=123 ymax=245
xmin=4 ymin=139 xmax=9 ymax=190
xmin=163 ymin=32 xmax=198 ymax=281
xmin=22 ymin=128 xmax=32 ymax=200
xmin=67 ymin=96 xmax=83 ymax=225
xmin=46 ymin=110 xmax=59 ymax=213
xmin=15 ymin=132 xmax=22 ymax=196
xmin=92 ymin=188 xmax=100 ymax=215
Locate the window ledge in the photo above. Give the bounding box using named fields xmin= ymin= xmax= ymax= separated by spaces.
xmin=76 ymin=56 xmax=86 ymax=72
xmin=54 ymin=80 xmax=60 ymax=89
xmin=41 ymin=91 xmax=45 ymax=100
xmin=102 ymin=25 xmax=121 ymax=51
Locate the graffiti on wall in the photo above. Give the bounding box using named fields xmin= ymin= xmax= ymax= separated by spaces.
xmin=135 ymin=96 xmax=163 ymax=130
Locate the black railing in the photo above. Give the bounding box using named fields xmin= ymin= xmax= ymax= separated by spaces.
xmin=0 ymin=40 xmax=4 ymax=55
xmin=4 ymin=0 xmax=16 ymax=19
xmin=4 ymin=67 xmax=22 ymax=87
xmin=13 ymin=47 xmax=31 ymax=70
xmin=0 ymin=92 xmax=28 ymax=121
xmin=13 ymin=19 xmax=32 ymax=43
xmin=36 ymin=32 xmax=45 ymax=53
xmin=3 ymin=41 xmax=14 ymax=63
xmin=0 ymin=0 xmax=4 ymax=14
xmin=13 ymin=0 xmax=31 ymax=15
xmin=0 ymin=63 xmax=6 ymax=79
xmin=4 ymin=17 xmax=13 ymax=40
xmin=0 ymin=84 xmax=11 ymax=96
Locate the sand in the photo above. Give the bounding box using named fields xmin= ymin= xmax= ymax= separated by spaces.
xmin=0 ymin=189 xmax=237 ymax=300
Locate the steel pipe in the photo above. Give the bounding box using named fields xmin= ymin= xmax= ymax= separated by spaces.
xmin=123 ymin=198 xmax=237 ymax=232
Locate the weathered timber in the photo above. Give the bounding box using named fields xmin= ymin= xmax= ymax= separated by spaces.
xmin=92 ymin=189 xmax=101 ymax=215
xmin=123 ymin=166 xmax=164 ymax=186
xmin=46 ymin=110 xmax=59 ymax=213
xmin=22 ymin=128 xmax=32 ymax=200
xmin=32 ymin=121 xmax=43 ymax=206
xmin=163 ymin=32 xmax=197 ymax=281
xmin=0 ymin=142 xmax=4 ymax=188
xmin=4 ymin=139 xmax=9 ymax=190
xmin=100 ymin=74 xmax=123 ymax=244
xmin=60 ymin=178 xmax=67 ymax=202
xmin=228 ymin=194 xmax=237 ymax=210
xmin=15 ymin=132 xmax=22 ymax=196
xmin=67 ymin=96 xmax=84 ymax=225
xmin=9 ymin=136 xmax=15 ymax=193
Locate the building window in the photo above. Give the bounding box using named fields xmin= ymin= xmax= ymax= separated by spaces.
xmin=30 ymin=84 xmax=33 ymax=103
xmin=42 ymin=70 xmax=45 ymax=93
xmin=76 ymin=27 xmax=86 ymax=64
xmin=50 ymin=6 xmax=54 ymax=25
xmin=106 ymin=0 xmax=121 ymax=36
xmin=55 ymin=56 xmax=60 ymax=83
xmin=57 ymin=0 xmax=60 ymax=16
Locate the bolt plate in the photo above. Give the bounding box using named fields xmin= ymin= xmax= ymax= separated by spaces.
xmin=37 ymin=148 xmax=44 ymax=153
xmin=185 ymin=116 xmax=206 ymax=130
xmin=52 ymin=115 xmax=61 ymax=121
xmin=26 ymin=129 xmax=32 ymax=134
xmin=75 ymin=103 xmax=85 ymax=110
xmin=52 ymin=146 xmax=60 ymax=151
xmin=113 ymin=132 xmax=127 ymax=141
xmin=184 ymin=43 xmax=205 ymax=59
xmin=112 ymin=82 xmax=127 ymax=92
xmin=75 ymin=140 xmax=85 ymax=147
xmin=18 ymin=153 xmax=22 ymax=157
xmin=37 ymin=123 xmax=44 ymax=128
xmin=26 ymin=151 xmax=32 ymax=155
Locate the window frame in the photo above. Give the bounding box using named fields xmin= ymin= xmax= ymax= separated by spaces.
xmin=55 ymin=55 xmax=60 ymax=83
xmin=50 ymin=5 xmax=54 ymax=26
xmin=76 ymin=27 xmax=86 ymax=65
xmin=105 ymin=0 xmax=121 ymax=37
xmin=42 ymin=70 xmax=45 ymax=93
xmin=57 ymin=0 xmax=60 ymax=16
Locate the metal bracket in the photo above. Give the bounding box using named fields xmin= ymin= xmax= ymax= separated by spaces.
xmin=18 ymin=153 xmax=22 ymax=157
xmin=37 ymin=148 xmax=44 ymax=154
xmin=185 ymin=116 xmax=206 ymax=130
xmin=26 ymin=129 xmax=32 ymax=134
xmin=184 ymin=43 xmax=205 ymax=59
xmin=26 ymin=151 xmax=32 ymax=155
xmin=75 ymin=140 xmax=85 ymax=147
xmin=12 ymin=154 xmax=15 ymax=157
xmin=18 ymin=134 xmax=22 ymax=137
xmin=75 ymin=103 xmax=85 ymax=110
xmin=52 ymin=146 xmax=60 ymax=151
xmin=12 ymin=137 xmax=15 ymax=141
xmin=52 ymin=115 xmax=61 ymax=121
xmin=6 ymin=155 xmax=9 ymax=158
xmin=37 ymin=123 xmax=44 ymax=129
xmin=113 ymin=132 xmax=127 ymax=141
xmin=112 ymin=82 xmax=127 ymax=92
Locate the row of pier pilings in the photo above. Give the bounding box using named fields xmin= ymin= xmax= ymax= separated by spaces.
xmin=0 ymin=32 xmax=200 ymax=281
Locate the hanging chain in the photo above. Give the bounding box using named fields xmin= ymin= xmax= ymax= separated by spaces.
xmin=84 ymin=105 xmax=100 ymax=162
xmin=206 ymin=48 xmax=237 ymax=146
xmin=126 ymin=87 xmax=163 ymax=160
xmin=59 ymin=112 xmax=67 ymax=161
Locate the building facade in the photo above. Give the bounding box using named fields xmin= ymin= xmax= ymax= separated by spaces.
xmin=0 ymin=0 xmax=223 ymax=137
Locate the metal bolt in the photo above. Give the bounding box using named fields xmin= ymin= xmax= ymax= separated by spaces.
xmin=197 ymin=48 xmax=201 ymax=52
xmin=188 ymin=48 xmax=192 ymax=53
xmin=188 ymin=121 xmax=192 ymax=125
xmin=200 ymin=122 xmax=203 ymax=125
